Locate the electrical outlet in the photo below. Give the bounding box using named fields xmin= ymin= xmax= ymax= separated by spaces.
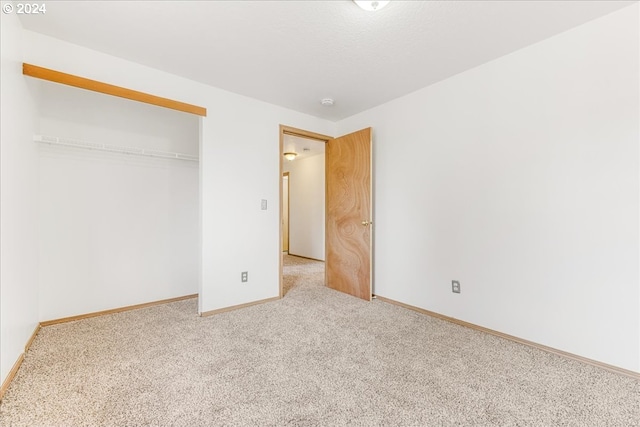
xmin=241 ymin=271 xmax=248 ymax=283
xmin=261 ymin=199 xmax=267 ymax=210
xmin=452 ymin=280 xmax=460 ymax=294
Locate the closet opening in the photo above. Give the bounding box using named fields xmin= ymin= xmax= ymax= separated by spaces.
xmin=28 ymin=69 xmax=203 ymax=322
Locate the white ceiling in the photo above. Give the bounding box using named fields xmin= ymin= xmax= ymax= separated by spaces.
xmin=283 ymin=134 xmax=326 ymax=162
xmin=18 ymin=1 xmax=634 ymax=121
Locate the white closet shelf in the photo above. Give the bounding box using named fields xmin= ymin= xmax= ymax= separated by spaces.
xmin=34 ymin=135 xmax=199 ymax=162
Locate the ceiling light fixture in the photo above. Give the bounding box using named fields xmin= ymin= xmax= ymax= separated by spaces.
xmin=321 ymin=98 xmax=334 ymax=107
xmin=354 ymin=0 xmax=390 ymax=11
xmin=284 ymin=152 xmax=298 ymax=161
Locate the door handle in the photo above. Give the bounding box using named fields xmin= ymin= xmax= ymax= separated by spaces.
xmin=361 ymin=220 xmax=373 ymax=226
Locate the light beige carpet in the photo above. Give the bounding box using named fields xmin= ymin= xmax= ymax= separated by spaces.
xmin=1 ymin=255 xmax=639 ymax=426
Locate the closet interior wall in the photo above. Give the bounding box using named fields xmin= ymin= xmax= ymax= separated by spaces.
xmin=33 ymin=79 xmax=200 ymax=321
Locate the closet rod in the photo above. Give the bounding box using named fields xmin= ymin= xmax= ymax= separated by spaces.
xmin=34 ymin=135 xmax=199 ymax=162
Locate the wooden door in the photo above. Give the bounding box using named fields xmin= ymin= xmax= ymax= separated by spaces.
xmin=326 ymin=128 xmax=372 ymax=301
xmin=282 ymin=173 xmax=289 ymax=252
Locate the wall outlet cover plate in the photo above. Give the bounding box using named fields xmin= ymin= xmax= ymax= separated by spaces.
xmin=452 ymin=280 xmax=460 ymax=293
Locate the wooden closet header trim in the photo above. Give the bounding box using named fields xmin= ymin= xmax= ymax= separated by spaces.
xmin=23 ymin=63 xmax=207 ymax=117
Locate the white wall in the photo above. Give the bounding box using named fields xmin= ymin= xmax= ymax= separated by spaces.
xmin=34 ymin=82 xmax=200 ymax=321
xmin=0 ymin=13 xmax=39 ymax=385
xmin=337 ymin=4 xmax=640 ymax=372
xmin=283 ymin=154 xmax=325 ymax=260
xmin=20 ymin=30 xmax=335 ymax=316
xmin=199 ymin=97 xmax=332 ymax=312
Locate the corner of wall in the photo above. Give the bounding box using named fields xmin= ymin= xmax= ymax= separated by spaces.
xmin=0 ymin=11 xmax=40 ymax=387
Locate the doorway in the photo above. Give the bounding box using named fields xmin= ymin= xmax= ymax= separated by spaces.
xmin=282 ymin=136 xmax=326 ymax=261
xmin=279 ymin=126 xmax=331 ymax=297
xmin=279 ymin=125 xmax=373 ymax=301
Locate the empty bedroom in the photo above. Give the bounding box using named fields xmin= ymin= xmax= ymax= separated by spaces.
xmin=1 ymin=1 xmax=639 ymax=426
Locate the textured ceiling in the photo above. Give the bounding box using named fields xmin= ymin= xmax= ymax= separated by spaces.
xmin=18 ymin=1 xmax=635 ymax=121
